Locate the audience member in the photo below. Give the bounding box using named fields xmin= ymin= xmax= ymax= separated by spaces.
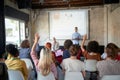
xmin=81 ymin=34 xmax=101 ymax=80
xmin=62 ymin=39 xmax=73 ymax=59
xmin=45 ymin=42 xmax=56 ymax=64
xmin=0 ymin=52 xmax=9 ymax=80
xmin=61 ymin=45 xmax=85 ymax=77
xmin=116 ymin=48 xmax=120 ymax=60
xmin=81 ymin=34 xmax=101 ymax=61
xmin=101 ymin=43 xmax=119 ymax=60
xmin=72 ymin=27 xmax=81 ymax=45
xmin=97 ymin=43 xmax=120 ymax=79
xmin=30 ymin=33 xmax=57 ymax=79
xmin=52 ymin=37 xmax=59 ymax=52
xmin=19 ymin=39 xmax=31 ymax=58
xmin=5 ymin=44 xmax=28 ymax=80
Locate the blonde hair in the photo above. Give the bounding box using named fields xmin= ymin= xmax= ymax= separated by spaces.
xmin=38 ymin=48 xmax=53 ymax=76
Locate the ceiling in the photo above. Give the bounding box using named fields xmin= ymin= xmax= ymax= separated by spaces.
xmin=31 ymin=0 xmax=104 ymax=9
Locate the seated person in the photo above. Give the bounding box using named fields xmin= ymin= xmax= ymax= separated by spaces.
xmin=81 ymin=34 xmax=101 ymax=80
xmin=97 ymin=43 xmax=120 ymax=79
xmin=52 ymin=37 xmax=59 ymax=52
xmin=101 ymin=43 xmax=119 ymax=60
xmin=30 ymin=33 xmax=57 ymax=80
xmin=5 ymin=44 xmax=28 ymax=80
xmin=19 ymin=39 xmax=31 ymax=59
xmin=0 ymin=53 xmax=9 ymax=80
xmin=81 ymin=34 xmax=101 ymax=61
xmin=62 ymin=39 xmax=73 ymax=59
xmin=61 ymin=45 xmax=85 ymax=77
xmin=116 ymin=48 xmax=120 ymax=60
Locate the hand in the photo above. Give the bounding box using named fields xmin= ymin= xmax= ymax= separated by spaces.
xmin=83 ymin=34 xmax=87 ymax=40
xmin=34 ymin=33 xmax=40 ymax=43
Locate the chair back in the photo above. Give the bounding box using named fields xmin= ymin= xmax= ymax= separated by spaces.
xmin=84 ymin=59 xmax=97 ymax=72
xmin=8 ymin=70 xmax=24 ymax=80
xmin=21 ymin=58 xmax=33 ymax=72
xmin=37 ymin=71 xmax=55 ymax=80
xmin=65 ymin=72 xmax=84 ymax=80
xmin=101 ymin=75 xmax=120 ymax=80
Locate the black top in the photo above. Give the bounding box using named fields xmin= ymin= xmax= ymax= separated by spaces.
xmin=0 ymin=62 xmax=9 ymax=80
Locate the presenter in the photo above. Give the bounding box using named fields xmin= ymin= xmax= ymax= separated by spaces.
xmin=72 ymin=27 xmax=81 ymax=45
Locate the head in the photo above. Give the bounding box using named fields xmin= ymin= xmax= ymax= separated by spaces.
xmin=86 ymin=40 xmax=99 ymax=53
xmin=105 ymin=43 xmax=119 ymax=59
xmin=106 ymin=43 xmax=119 ymax=49
xmin=69 ymin=45 xmax=79 ymax=56
xmin=38 ymin=48 xmax=53 ymax=76
xmin=20 ymin=39 xmax=30 ymax=48
xmin=6 ymin=44 xmax=19 ymax=57
xmin=64 ymin=39 xmax=73 ymax=50
xmin=45 ymin=42 xmax=52 ymax=50
xmin=75 ymin=27 xmax=78 ymax=32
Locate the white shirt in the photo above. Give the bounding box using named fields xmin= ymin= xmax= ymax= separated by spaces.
xmin=72 ymin=32 xmax=81 ymax=45
xmin=61 ymin=58 xmax=85 ymax=72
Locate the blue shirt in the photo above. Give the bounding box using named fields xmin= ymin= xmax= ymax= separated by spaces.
xmin=19 ymin=48 xmax=31 ymax=58
xmin=72 ymin=32 xmax=81 ymax=45
xmin=62 ymin=50 xmax=70 ymax=59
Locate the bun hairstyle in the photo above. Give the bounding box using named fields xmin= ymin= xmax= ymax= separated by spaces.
xmin=69 ymin=45 xmax=79 ymax=56
xmin=6 ymin=44 xmax=19 ymax=57
xmin=45 ymin=42 xmax=52 ymax=50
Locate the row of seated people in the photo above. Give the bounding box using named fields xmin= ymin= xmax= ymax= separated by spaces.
xmin=1 ymin=33 xmax=120 ymax=80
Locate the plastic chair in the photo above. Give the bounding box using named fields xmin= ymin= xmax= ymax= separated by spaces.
xmin=101 ymin=75 xmax=120 ymax=80
xmin=84 ymin=60 xmax=98 ymax=80
xmin=8 ymin=70 xmax=24 ymax=80
xmin=37 ymin=71 xmax=55 ymax=80
xmin=21 ymin=58 xmax=33 ymax=72
xmin=64 ymin=72 xmax=84 ymax=80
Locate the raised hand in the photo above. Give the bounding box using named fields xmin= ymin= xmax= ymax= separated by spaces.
xmin=34 ymin=33 xmax=40 ymax=43
xmin=83 ymin=34 xmax=87 ymax=40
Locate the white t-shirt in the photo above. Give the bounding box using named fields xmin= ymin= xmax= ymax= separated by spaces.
xmin=61 ymin=58 xmax=85 ymax=72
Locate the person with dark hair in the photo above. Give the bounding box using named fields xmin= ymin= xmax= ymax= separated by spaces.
xmin=81 ymin=35 xmax=101 ymax=61
xmin=5 ymin=44 xmax=28 ymax=80
xmin=81 ymin=35 xmax=101 ymax=80
xmin=97 ymin=44 xmax=120 ymax=79
xmin=62 ymin=39 xmax=73 ymax=59
xmin=61 ymin=45 xmax=85 ymax=77
xmin=0 ymin=52 xmax=9 ymax=80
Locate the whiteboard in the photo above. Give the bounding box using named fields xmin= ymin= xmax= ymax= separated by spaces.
xmin=49 ymin=9 xmax=89 ymax=39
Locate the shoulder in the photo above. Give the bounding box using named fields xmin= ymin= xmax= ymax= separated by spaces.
xmin=97 ymin=60 xmax=106 ymax=66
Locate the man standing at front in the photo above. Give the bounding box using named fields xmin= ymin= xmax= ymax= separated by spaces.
xmin=72 ymin=27 xmax=81 ymax=45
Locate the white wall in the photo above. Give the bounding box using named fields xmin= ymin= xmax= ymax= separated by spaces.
xmin=29 ymin=4 xmax=120 ymax=47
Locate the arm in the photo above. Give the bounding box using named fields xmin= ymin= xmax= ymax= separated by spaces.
xmin=30 ymin=33 xmax=40 ymax=67
xmin=81 ymin=34 xmax=87 ymax=52
xmin=51 ymin=63 xmax=58 ymax=80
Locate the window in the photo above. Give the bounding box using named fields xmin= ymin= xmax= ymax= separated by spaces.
xmin=5 ymin=17 xmax=25 ymax=47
